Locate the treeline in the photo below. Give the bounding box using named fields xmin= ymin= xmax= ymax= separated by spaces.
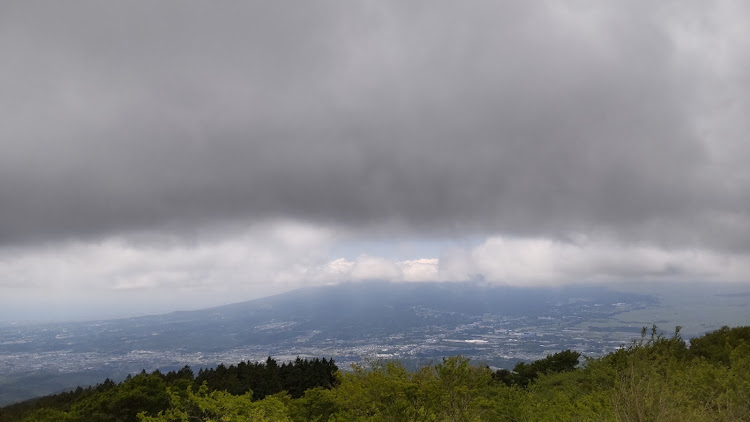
xmin=2 ymin=325 xmax=749 ymax=421
xmin=0 ymin=357 xmax=338 ymax=422
xmin=195 ymin=357 xmax=338 ymax=399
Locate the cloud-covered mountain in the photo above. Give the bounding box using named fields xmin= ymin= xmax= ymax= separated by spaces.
xmin=1 ymin=1 xmax=749 ymax=317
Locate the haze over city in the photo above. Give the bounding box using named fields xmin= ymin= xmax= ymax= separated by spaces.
xmin=2 ymin=1 xmax=750 ymax=321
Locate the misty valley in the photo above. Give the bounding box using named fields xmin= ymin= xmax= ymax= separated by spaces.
xmin=2 ymin=281 xmax=749 ymax=408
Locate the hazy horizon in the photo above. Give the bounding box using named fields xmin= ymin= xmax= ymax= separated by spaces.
xmin=2 ymin=279 xmax=749 ymax=325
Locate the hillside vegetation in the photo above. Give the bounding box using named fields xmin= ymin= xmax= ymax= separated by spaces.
xmin=1 ymin=325 xmax=748 ymax=421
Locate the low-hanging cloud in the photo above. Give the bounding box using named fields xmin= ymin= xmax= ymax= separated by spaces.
xmin=1 ymin=1 xmax=750 ymax=320
xmin=2 ymin=223 xmax=747 ymax=321
xmin=439 ymin=236 xmax=750 ymax=286
xmin=0 ymin=1 xmax=748 ymax=254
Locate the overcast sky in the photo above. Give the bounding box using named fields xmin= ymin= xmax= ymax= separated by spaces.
xmin=2 ymin=1 xmax=749 ymax=321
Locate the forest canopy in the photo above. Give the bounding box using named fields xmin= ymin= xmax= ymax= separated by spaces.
xmin=1 ymin=325 xmax=749 ymax=421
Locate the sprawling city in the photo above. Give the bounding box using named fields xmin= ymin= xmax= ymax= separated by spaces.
xmin=0 ymin=282 xmax=668 ymax=405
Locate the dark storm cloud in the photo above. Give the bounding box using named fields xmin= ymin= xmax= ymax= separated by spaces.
xmin=1 ymin=1 xmax=748 ymax=250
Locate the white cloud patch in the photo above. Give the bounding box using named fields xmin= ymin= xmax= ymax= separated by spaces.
xmin=400 ymin=258 xmax=440 ymax=282
xmin=317 ymin=256 xmax=439 ymax=283
xmin=350 ymin=255 xmax=402 ymax=281
xmin=0 ymin=221 xmax=336 ymax=319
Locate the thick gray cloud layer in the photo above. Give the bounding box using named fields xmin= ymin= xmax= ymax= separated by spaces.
xmin=1 ymin=1 xmax=749 ymax=250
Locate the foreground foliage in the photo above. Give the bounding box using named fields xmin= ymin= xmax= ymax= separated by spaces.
xmin=2 ymin=325 xmax=749 ymax=421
